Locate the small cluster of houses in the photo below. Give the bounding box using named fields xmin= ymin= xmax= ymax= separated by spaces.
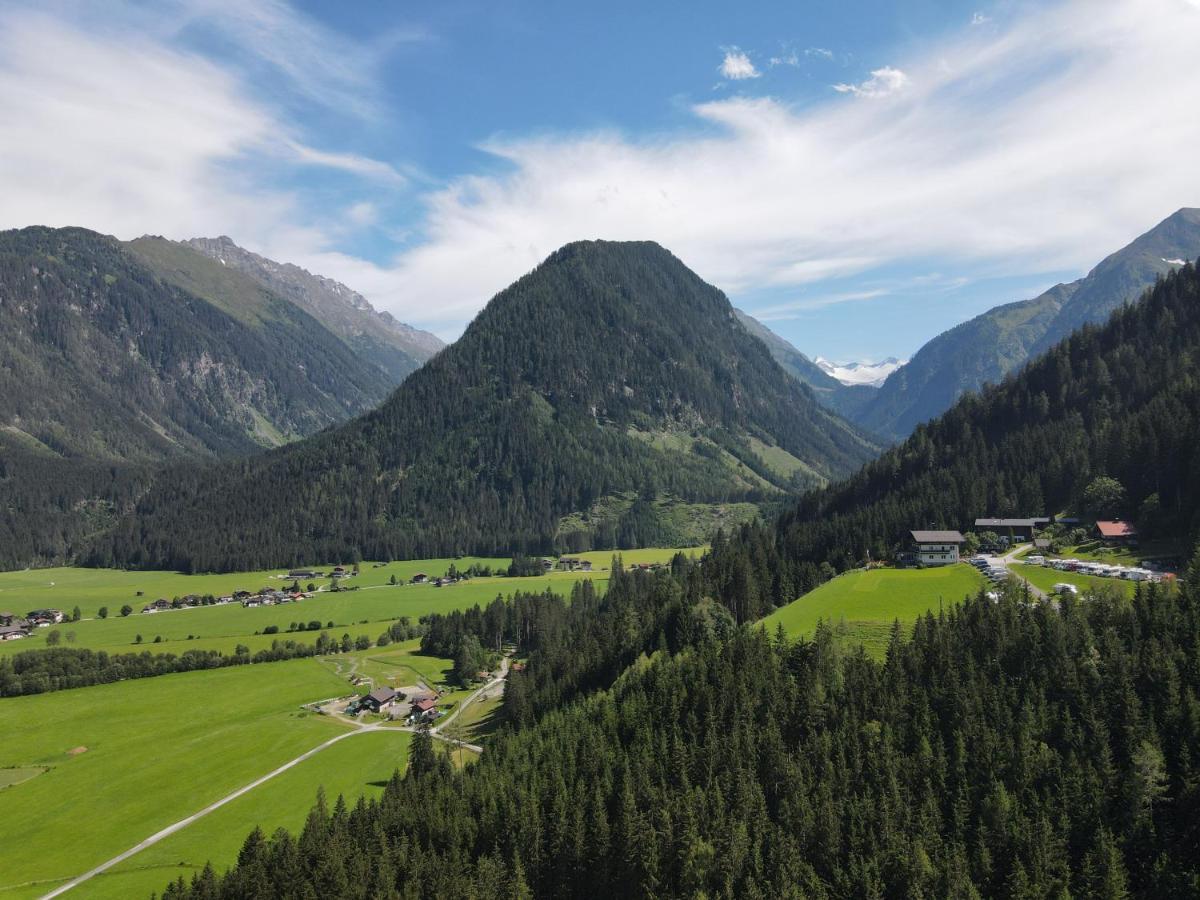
xmin=0 ymin=608 xmax=64 ymax=640
xmin=904 ymin=516 xmax=1142 ymax=569
xmin=349 ymin=686 xmax=442 ymax=724
xmin=141 ymin=588 xmax=307 ymax=614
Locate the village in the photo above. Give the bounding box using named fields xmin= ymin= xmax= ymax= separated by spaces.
xmin=904 ymin=515 xmax=1175 ymax=588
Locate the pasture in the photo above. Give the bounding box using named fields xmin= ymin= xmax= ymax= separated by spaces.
xmin=760 ymin=565 xmax=986 ymax=657
xmin=84 ymin=730 xmax=411 ymax=900
xmin=0 ymin=659 xmax=353 ymax=899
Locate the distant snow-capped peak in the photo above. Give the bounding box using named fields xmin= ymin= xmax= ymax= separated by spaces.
xmin=815 ymin=356 xmax=905 ymax=387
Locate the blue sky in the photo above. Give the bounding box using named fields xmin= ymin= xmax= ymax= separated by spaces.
xmin=2 ymin=0 xmax=1200 ymax=362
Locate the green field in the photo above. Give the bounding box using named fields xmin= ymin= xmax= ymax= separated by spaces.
xmin=0 ymin=574 xmax=605 ymax=657
xmin=0 ymin=660 xmax=354 ymax=899
xmin=1010 ymin=563 xmax=1136 ymax=598
xmin=1052 ymin=540 xmax=1179 ymax=567
xmin=84 ymin=730 xmax=411 ymax=900
xmin=760 ymin=565 xmax=986 ymax=657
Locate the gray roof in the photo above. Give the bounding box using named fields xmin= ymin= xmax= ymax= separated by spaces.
xmin=911 ymin=530 xmax=965 ymax=543
xmin=366 ymin=687 xmax=397 ymax=704
xmin=974 ymin=518 xmax=1038 ymax=528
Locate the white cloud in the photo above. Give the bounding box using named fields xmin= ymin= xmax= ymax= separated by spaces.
xmin=971 ymin=12 xmax=993 ymax=25
xmin=0 ymin=0 xmax=404 ymax=273
xmin=807 ymin=47 xmax=835 ymax=60
xmin=719 ymin=47 xmax=760 ymax=80
xmin=833 ymin=66 xmax=910 ymax=98
xmin=359 ymin=0 xmax=1200 ymax=335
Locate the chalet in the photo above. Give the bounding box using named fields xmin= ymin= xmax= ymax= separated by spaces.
xmin=217 ymin=595 xmax=234 ymax=604
xmin=540 ymin=558 xmax=554 ymax=571
xmin=974 ymin=518 xmax=1043 ymax=542
xmin=907 ymin=530 xmax=966 ymax=567
xmin=362 ymin=686 xmax=398 ymax=713
xmin=330 ymin=566 xmax=349 ymax=578
xmin=233 ymin=590 xmax=252 ymax=600
xmin=242 ymin=596 xmax=266 ymax=608
xmin=288 ymin=570 xmax=318 ymax=579
xmin=556 ymin=557 xmax=594 ymax=572
xmin=0 ymin=624 xmax=30 ymax=640
xmin=0 ymin=611 xmax=18 ymax=627
xmin=27 ymin=609 xmax=64 ymax=625
xmin=411 ymin=573 xmax=428 ymax=584
xmin=1095 ymin=520 xmax=1138 ymax=544
xmin=411 ymin=697 xmax=438 ymax=721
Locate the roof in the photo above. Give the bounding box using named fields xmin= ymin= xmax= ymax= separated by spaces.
xmin=910 ymin=530 xmax=965 ymax=543
xmin=0 ymin=625 xmax=29 ymax=635
xmin=974 ymin=518 xmax=1038 ymax=528
xmin=413 ymin=698 xmax=437 ymax=712
xmin=366 ymin=687 xmax=397 ymax=704
xmin=1096 ymin=520 xmax=1137 ymax=538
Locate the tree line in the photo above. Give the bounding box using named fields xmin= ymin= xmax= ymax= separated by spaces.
xmin=161 ymin=543 xmax=1200 ymax=898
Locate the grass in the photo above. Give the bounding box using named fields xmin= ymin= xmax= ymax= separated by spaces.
xmin=0 ymin=572 xmax=615 ymax=657
xmin=0 ymin=549 xmax=693 ymax=623
xmin=760 ymin=565 xmax=987 ymax=658
xmin=0 ymin=659 xmax=353 ymax=899
xmin=442 ymin=690 xmax=507 ymax=745
xmin=1053 ymin=540 xmax=1180 ymax=566
xmin=1010 ymin=563 xmax=1136 ymax=598
xmin=84 ymin=730 xmax=411 ymax=900
xmin=0 ymin=767 xmax=47 ymax=790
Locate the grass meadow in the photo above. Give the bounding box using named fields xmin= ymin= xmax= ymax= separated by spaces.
xmin=1009 ymin=563 xmax=1136 ymax=598
xmin=0 ymin=660 xmax=353 ymax=899
xmin=84 ymin=729 xmax=412 ymax=900
xmin=760 ymin=565 xmax=987 ymax=658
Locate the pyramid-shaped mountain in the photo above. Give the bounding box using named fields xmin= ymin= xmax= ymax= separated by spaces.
xmin=98 ymin=240 xmax=880 ymax=571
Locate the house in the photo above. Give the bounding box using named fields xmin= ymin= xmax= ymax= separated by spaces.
xmin=361 ymin=687 xmax=398 ymax=713
xmin=288 ymin=570 xmax=318 ymax=579
xmin=411 ymin=573 xmax=428 ymax=584
xmin=973 ymin=518 xmax=1043 ymax=542
xmin=411 ymin=697 xmax=438 ymax=721
xmin=1095 ymin=520 xmax=1138 ymax=544
xmin=0 ymin=611 xmax=19 ymax=627
xmin=0 ymin=624 xmax=30 ymax=640
xmin=908 ymin=530 xmax=966 ymax=567
xmin=330 ymin=566 xmax=349 ymax=578
xmin=540 ymin=558 xmax=554 ymax=571
xmin=26 ymin=609 xmax=65 ymax=625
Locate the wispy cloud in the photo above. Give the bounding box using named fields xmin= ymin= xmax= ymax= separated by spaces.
xmin=719 ymin=46 xmax=760 ymax=80
xmin=833 ymin=66 xmax=909 ymax=98
xmin=971 ymin=12 xmax=992 ymax=25
xmin=359 ymin=0 xmax=1200 ymax=334
xmin=751 ymin=289 xmax=888 ymax=319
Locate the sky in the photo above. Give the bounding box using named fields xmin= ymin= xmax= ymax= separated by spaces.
xmin=2 ymin=0 xmax=1200 ymax=362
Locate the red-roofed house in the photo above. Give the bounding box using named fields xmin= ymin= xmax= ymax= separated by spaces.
xmin=1095 ymin=520 xmax=1138 ymax=544
xmin=411 ymin=697 xmax=438 ymax=722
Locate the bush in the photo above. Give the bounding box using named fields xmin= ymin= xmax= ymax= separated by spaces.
xmin=120 ymin=604 xmax=133 ymax=617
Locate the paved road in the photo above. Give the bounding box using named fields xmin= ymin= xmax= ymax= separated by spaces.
xmin=985 ymin=544 xmax=1049 ymax=601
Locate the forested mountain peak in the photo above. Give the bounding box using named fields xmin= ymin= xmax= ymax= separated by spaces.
xmin=95 ymin=239 xmax=880 ymax=571
xmin=182 ymin=235 xmax=443 ymax=382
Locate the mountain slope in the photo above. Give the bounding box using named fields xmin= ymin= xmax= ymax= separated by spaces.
xmin=816 ymin=356 xmax=904 ymax=387
xmin=0 ymin=227 xmax=393 ymax=464
xmin=709 ymin=258 xmax=1200 ymax=613
xmin=183 ymin=236 xmax=443 ymax=382
xmin=0 ymin=226 xmax=400 ymax=568
xmin=96 ymin=240 xmax=880 ymax=571
xmin=857 ymin=208 xmax=1200 ymax=440
xmin=733 ymin=309 xmax=877 ymax=418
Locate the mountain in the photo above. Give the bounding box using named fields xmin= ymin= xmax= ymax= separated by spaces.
xmin=732 ymin=309 xmax=878 ymax=419
xmin=182 ymin=236 xmax=443 ymax=382
xmin=815 ymin=356 xmax=905 ymax=387
xmin=709 ymin=258 xmax=1200 ymax=616
xmin=95 ymin=240 xmax=881 ymax=572
xmin=0 ymin=226 xmax=396 ymax=568
xmin=855 ymin=208 xmax=1200 ymax=441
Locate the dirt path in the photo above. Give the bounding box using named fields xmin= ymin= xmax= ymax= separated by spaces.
xmin=42 ymin=659 xmax=511 ymax=897
xmin=37 ymin=721 xmax=389 ymax=899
